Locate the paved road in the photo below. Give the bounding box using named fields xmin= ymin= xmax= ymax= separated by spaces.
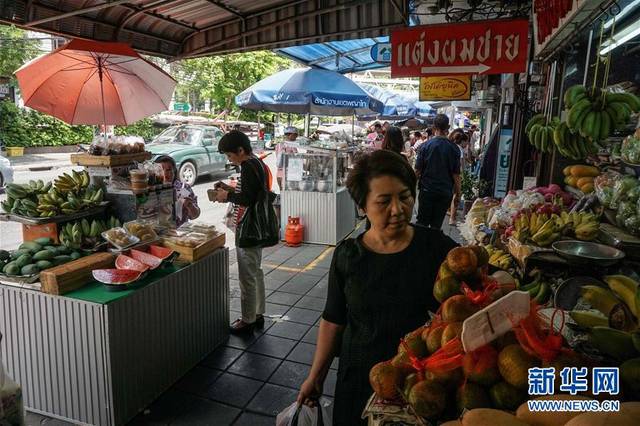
xmin=0 ymin=153 xmax=278 ymax=250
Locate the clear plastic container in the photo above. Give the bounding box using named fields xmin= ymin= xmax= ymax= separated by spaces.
xmin=102 ymin=227 xmax=140 ymax=250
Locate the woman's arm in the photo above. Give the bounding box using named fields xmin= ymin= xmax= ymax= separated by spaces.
xmin=297 ymin=319 xmax=345 ymax=405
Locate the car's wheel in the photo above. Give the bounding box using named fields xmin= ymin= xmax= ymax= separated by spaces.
xmin=179 ymin=161 xmax=197 ymax=186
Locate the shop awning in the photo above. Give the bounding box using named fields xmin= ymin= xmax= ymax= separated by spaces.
xmin=275 ymin=37 xmax=389 ymax=74
xmin=0 ymin=0 xmax=408 ymax=59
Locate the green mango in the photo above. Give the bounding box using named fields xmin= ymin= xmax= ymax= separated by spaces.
xmin=70 ymin=251 xmax=82 ymax=260
xmin=33 ymin=250 xmax=54 ymax=261
xmin=55 ymin=246 xmax=71 ymax=255
xmin=19 ymin=242 xmax=42 ymax=253
xmin=44 ymin=246 xmax=58 ymax=254
xmin=15 ymin=254 xmax=33 ymax=268
xmin=20 ymin=264 xmax=39 ymax=276
xmin=33 ymin=237 xmax=53 ymax=246
xmin=4 ymin=264 xmax=20 ymax=276
xmin=35 ymin=260 xmax=53 ymax=270
xmin=53 ymin=255 xmax=72 ymax=266
xmin=10 ymin=249 xmax=31 ymax=260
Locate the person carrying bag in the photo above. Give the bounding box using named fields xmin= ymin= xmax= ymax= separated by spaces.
xmin=213 ymin=130 xmax=278 ymax=334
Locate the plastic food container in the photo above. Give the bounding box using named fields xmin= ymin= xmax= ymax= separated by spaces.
xmin=102 ymin=227 xmax=140 ymax=250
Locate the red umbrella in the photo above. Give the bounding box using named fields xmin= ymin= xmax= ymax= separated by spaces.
xmin=15 ymin=39 xmax=176 ymax=127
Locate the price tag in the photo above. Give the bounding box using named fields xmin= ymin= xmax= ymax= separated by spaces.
xmin=287 ymin=158 xmax=304 ymax=182
xmin=461 ymin=291 xmax=531 ymax=353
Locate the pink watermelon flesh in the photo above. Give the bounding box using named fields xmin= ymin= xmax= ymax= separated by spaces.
xmin=92 ymin=269 xmax=143 ymax=284
xmin=149 ymin=245 xmax=175 ymax=260
xmin=115 ymin=254 xmax=149 ymax=272
xmin=129 ymin=249 xmax=162 ymax=269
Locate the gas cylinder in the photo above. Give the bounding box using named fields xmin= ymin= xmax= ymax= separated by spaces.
xmin=284 ymin=216 xmax=303 ymax=247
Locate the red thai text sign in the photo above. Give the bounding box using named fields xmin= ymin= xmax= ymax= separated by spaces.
xmin=391 ymin=19 xmax=529 ymax=77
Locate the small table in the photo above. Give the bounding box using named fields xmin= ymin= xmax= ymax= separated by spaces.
xmin=0 ymin=248 xmax=229 ymax=426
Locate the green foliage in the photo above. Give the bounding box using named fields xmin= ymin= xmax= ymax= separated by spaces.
xmin=0 ymin=102 xmax=93 ymax=147
xmin=173 ymin=51 xmax=293 ymax=114
xmin=114 ymin=118 xmax=163 ymax=142
xmin=0 ymin=26 xmax=40 ymax=79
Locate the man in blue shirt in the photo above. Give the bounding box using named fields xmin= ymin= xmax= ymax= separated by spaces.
xmin=414 ymin=114 xmax=461 ymax=229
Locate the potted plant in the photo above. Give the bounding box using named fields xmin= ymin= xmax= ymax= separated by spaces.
xmin=461 ymin=170 xmax=476 ymax=214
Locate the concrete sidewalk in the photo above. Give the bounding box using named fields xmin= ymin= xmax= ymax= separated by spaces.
xmin=8 ymin=152 xmax=73 ymax=171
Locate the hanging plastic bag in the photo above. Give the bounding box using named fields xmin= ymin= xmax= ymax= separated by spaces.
xmin=0 ymin=333 xmax=24 ymax=425
xmin=276 ymin=399 xmax=332 ymax=426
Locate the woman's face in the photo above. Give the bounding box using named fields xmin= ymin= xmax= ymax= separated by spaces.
xmin=364 ymin=175 xmax=414 ymax=237
xmin=160 ymin=161 xmax=175 ymax=183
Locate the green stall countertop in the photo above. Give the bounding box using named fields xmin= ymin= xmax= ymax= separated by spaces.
xmin=64 ymin=263 xmax=187 ymax=304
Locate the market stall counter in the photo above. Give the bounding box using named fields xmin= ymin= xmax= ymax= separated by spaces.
xmin=0 ymin=247 xmax=229 ymax=426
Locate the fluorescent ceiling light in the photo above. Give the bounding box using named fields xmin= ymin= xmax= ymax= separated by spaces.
xmin=600 ymin=19 xmax=640 ymax=55
xmin=604 ymin=0 xmax=640 ymax=29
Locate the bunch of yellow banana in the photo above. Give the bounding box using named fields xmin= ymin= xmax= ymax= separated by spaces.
xmin=559 ymin=211 xmax=599 ymax=241
xmin=553 ymin=121 xmax=598 ymax=160
xmin=604 ymin=275 xmax=640 ymax=319
xmin=513 ymin=211 xmax=564 ymax=247
xmin=54 ymin=170 xmax=90 ymax=195
xmin=525 ymin=114 xmax=559 ymax=154
xmin=565 ymin=84 xmax=640 ymax=143
xmin=484 ymin=245 xmax=513 ymax=270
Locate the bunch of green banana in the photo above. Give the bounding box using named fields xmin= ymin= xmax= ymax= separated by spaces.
xmin=518 ymin=272 xmax=551 ymax=305
xmin=53 ymin=170 xmax=90 ymax=195
xmin=565 ymin=84 xmax=640 ymax=143
xmin=58 ymin=216 xmax=119 ymax=249
xmin=525 ymin=114 xmax=560 ymax=154
xmin=485 ymin=245 xmax=513 ymax=270
xmin=553 ymin=121 xmax=598 ymax=160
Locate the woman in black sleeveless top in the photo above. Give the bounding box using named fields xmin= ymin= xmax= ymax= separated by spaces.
xmin=297 ymin=150 xmax=457 ymax=425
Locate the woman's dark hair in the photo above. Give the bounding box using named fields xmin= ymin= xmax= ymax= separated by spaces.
xmin=153 ymin=154 xmax=177 ymax=174
xmin=413 ymin=131 xmax=422 ymax=139
xmin=218 ymin=130 xmax=253 ymax=154
xmin=381 ymin=126 xmax=405 ymax=155
xmin=426 ymin=128 xmax=433 ymax=137
xmin=346 ymin=150 xmax=417 ymax=209
xmin=449 ymin=128 xmax=468 ymax=145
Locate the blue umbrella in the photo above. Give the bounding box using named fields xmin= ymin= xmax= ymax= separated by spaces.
xmin=414 ymin=101 xmax=436 ymax=117
xmin=357 ymin=84 xmax=417 ymax=120
xmin=235 ymin=68 xmax=383 ymax=116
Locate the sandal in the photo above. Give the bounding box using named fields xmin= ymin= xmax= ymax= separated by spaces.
xmin=230 ymin=318 xmax=255 ymax=334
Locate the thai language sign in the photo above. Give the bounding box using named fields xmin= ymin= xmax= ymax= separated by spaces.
xmin=391 ymin=19 xmax=529 ymax=77
xmin=419 ymin=75 xmax=471 ymax=101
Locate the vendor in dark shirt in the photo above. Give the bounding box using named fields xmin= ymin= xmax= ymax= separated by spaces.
xmin=213 ymin=130 xmax=269 ymax=334
xmin=415 ymin=114 xmax=461 ymax=229
xmin=297 ymin=150 xmax=457 ymax=426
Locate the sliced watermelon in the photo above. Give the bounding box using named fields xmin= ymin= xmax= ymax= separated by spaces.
xmin=129 ymin=249 xmax=162 ymax=270
xmin=115 ymin=254 xmax=149 ymax=272
xmin=149 ymin=245 xmax=176 ymax=260
xmin=92 ymin=269 xmax=144 ymax=285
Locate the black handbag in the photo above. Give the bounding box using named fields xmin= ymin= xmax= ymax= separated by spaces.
xmin=236 ymin=158 xmax=279 ymax=248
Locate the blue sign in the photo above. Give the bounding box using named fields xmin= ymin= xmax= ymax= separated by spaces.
xmin=370 ymin=43 xmax=392 ymax=63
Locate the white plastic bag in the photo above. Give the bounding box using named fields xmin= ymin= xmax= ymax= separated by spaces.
xmin=276 ymin=400 xmax=332 ymax=426
xmin=0 ymin=334 xmax=24 ymax=425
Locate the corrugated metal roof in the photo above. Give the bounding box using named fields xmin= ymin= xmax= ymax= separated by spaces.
xmin=0 ymin=0 xmax=408 ymax=58
xmin=275 ymin=36 xmax=389 ymax=73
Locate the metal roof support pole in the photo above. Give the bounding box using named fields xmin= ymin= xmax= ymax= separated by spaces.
xmin=583 ymin=28 xmax=594 ymax=86
xmin=26 ymin=0 xmax=131 ymax=26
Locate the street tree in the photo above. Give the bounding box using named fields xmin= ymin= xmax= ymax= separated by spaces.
xmin=0 ymin=26 xmax=40 ymax=79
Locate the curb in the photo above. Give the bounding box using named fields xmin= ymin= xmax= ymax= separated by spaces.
xmin=11 ymin=162 xmax=72 ymax=172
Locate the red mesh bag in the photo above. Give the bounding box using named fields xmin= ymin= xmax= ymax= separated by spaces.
xmin=510 ymin=301 xmax=565 ymax=362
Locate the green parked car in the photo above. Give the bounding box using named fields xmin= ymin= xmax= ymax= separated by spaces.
xmin=147 ymin=125 xmax=229 ymax=185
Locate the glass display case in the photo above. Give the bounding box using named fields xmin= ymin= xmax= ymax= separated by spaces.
xmin=280 ymin=146 xmax=357 ymax=245
xmin=282 ymin=146 xmax=355 ymax=193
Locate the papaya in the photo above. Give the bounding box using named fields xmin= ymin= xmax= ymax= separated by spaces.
xmin=576 ymin=176 xmax=594 ymax=187
xmin=570 ymin=165 xmax=600 ymax=177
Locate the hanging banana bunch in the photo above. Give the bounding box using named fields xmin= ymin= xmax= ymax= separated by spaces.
xmin=526 ymin=114 xmax=559 ymax=154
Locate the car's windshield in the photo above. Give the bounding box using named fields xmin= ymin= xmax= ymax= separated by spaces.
xmin=151 ymin=127 xmax=203 ymax=145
